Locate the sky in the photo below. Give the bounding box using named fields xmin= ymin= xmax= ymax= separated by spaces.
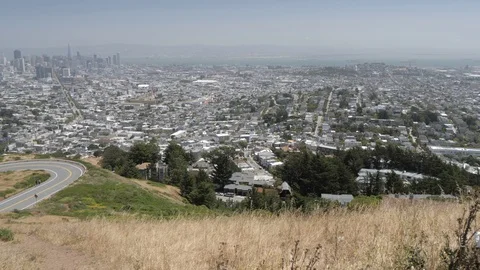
xmin=1 ymin=0 xmax=479 ymax=55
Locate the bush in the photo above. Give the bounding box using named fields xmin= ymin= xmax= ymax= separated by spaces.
xmin=348 ymin=195 xmax=382 ymax=210
xmin=0 ymin=228 xmax=14 ymax=242
xmin=441 ymin=193 xmax=480 ymax=269
xmin=14 ymin=172 xmax=50 ymax=189
xmin=0 ymin=188 xmax=15 ymax=198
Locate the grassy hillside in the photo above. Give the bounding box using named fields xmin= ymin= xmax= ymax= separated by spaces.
xmin=0 ymin=200 xmax=474 ymax=269
xmin=36 ymin=162 xmax=211 ymax=218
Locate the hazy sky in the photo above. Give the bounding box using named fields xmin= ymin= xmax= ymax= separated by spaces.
xmin=1 ymin=0 xmax=479 ymax=54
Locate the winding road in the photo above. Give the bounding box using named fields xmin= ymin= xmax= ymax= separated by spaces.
xmin=0 ymin=160 xmax=86 ymax=213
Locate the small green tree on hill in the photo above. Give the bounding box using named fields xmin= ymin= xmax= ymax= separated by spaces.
xmin=188 ymin=170 xmax=216 ymax=208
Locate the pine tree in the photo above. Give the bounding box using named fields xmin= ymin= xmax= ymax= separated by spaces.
xmin=207 ymin=147 xmax=239 ymax=189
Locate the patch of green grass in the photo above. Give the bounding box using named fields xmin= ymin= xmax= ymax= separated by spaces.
xmin=147 ymin=181 xmax=166 ymax=188
xmin=7 ymin=209 xmax=32 ymax=219
xmin=40 ymin=181 xmax=210 ymax=219
xmin=34 ymin=154 xmax=52 ymax=159
xmin=14 ymin=172 xmax=50 ymax=189
xmin=0 ymin=228 xmax=14 ymax=242
xmin=0 ymin=188 xmax=16 ymax=198
xmin=348 ymin=195 xmax=382 ymax=210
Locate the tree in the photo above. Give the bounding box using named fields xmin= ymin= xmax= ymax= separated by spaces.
xmin=101 ymin=145 xmax=127 ymax=171
xmin=93 ymin=150 xmax=103 ymax=157
xmin=238 ymin=140 xmax=248 ymax=149
xmin=207 ymin=147 xmax=239 ymax=189
xmin=87 ymin=144 xmax=99 ymax=150
xmin=188 ymin=170 xmax=216 ymax=208
xmin=275 ymin=106 xmax=288 ymax=123
xmin=116 ymin=159 xmax=140 ymax=178
xmin=367 ymin=172 xmax=383 ymax=195
xmin=129 ymin=138 xmax=160 ymax=165
xmin=164 ymin=142 xmax=189 ymax=165
xmin=161 ymin=142 xmax=191 ymax=186
xmin=180 ymin=174 xmax=195 ymax=197
xmin=385 ymin=171 xmax=404 ymax=194
xmin=378 ymin=110 xmax=389 ymax=119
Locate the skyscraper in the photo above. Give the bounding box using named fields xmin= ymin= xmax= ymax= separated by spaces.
xmin=1 ymin=53 xmax=6 ymax=66
xmin=30 ymin=55 xmax=36 ymax=67
xmin=112 ymin=55 xmax=117 ymax=65
xmin=36 ymin=66 xmax=53 ymax=79
xmin=116 ymin=52 xmax=120 ymax=65
xmin=16 ymin=58 xmax=25 ymax=73
xmin=36 ymin=66 xmax=45 ymax=79
xmin=14 ymin=50 xmax=21 ymax=59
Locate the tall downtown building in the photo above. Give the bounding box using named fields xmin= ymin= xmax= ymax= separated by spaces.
xmin=14 ymin=49 xmax=21 ymax=59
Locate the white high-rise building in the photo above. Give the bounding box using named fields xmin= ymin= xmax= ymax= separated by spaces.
xmin=19 ymin=58 xmax=25 ymax=73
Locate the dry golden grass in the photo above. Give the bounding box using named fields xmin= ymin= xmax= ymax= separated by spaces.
xmin=132 ymin=179 xmax=186 ymax=204
xmin=0 ymin=246 xmax=39 ymax=270
xmin=1 ymin=199 xmax=473 ymax=270
xmin=83 ymin=156 xmax=101 ymax=167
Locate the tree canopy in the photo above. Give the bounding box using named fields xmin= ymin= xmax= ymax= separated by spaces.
xmin=205 ymin=146 xmax=240 ymax=189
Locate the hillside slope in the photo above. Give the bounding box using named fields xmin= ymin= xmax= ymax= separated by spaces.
xmin=34 ymin=162 xmax=209 ymax=218
xmin=0 ymin=200 xmax=467 ymax=269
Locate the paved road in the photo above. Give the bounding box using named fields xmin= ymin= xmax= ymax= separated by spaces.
xmin=0 ymin=160 xmax=86 ymax=212
xmin=314 ymin=89 xmax=334 ymax=136
xmin=53 ymin=72 xmax=84 ymax=122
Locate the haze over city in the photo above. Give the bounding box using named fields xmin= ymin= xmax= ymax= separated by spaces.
xmin=2 ymin=0 xmax=480 ymax=60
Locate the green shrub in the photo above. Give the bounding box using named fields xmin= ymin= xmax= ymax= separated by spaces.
xmin=9 ymin=209 xmax=32 ymax=219
xmin=14 ymin=172 xmax=50 ymax=189
xmin=348 ymin=195 xmax=382 ymax=210
xmin=0 ymin=228 xmax=14 ymax=242
xmin=0 ymin=188 xmax=15 ymax=198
